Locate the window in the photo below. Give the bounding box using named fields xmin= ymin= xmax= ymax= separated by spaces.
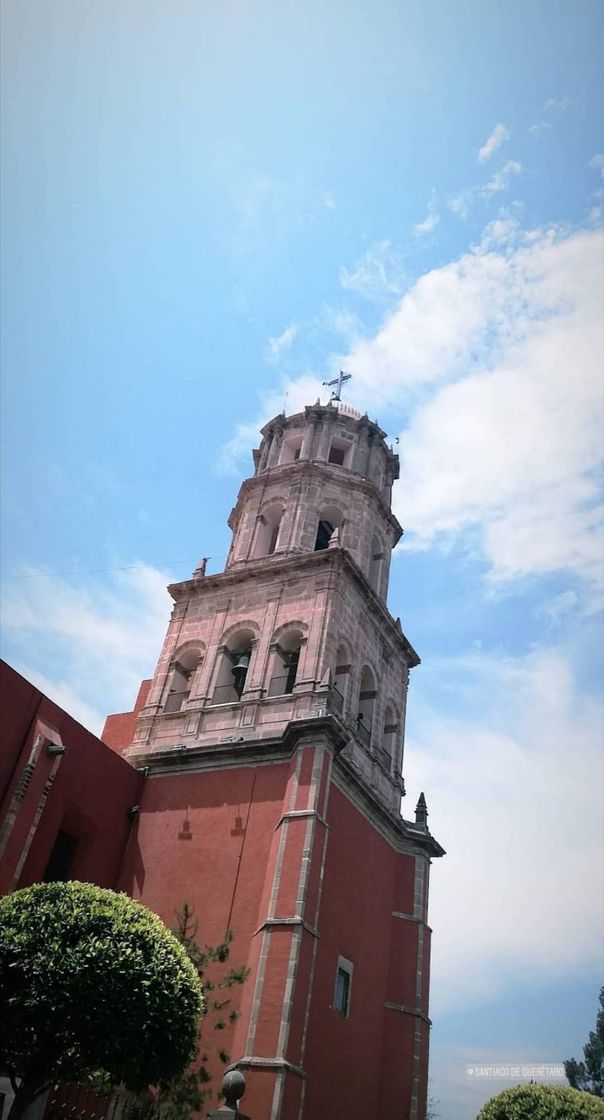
xmin=333 ymin=643 xmax=351 ymax=711
xmin=382 ymin=704 xmax=398 ymax=769
xmin=43 ymin=830 xmax=77 ymax=882
xmin=164 ymin=648 xmax=203 ymax=713
xmin=313 ymin=505 xmax=344 ymax=552
xmin=280 ymin=435 xmax=304 ymax=464
xmin=211 ymin=629 xmax=255 ymax=704
xmin=328 ymin=437 xmax=352 ymax=468
xmin=267 ymin=629 xmax=303 ymax=696
xmin=253 ymin=504 xmax=284 ymax=558
xmin=334 ymin=956 xmax=353 ymax=1016
xmin=314 ymin=519 xmax=334 ymax=551
xmin=368 ymin=535 xmax=384 ymax=592
xmin=356 ymin=666 xmax=376 ymax=748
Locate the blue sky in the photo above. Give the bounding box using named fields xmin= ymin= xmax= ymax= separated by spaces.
xmin=1 ymin=2 xmax=603 ymax=1116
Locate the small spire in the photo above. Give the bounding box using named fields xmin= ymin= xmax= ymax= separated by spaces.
xmin=415 ymin=792 xmax=428 ymax=829
xmin=193 ymin=557 xmax=209 ymax=579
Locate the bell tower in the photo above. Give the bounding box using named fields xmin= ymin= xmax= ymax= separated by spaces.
xmin=108 ymin=400 xmax=444 ymax=1120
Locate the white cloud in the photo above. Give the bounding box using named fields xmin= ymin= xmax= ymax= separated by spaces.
xmin=448 ymin=190 xmax=473 ymax=220
xmin=323 ymin=191 xmax=336 ymax=211
xmin=478 ymin=123 xmax=510 ymax=163
xmin=542 ymin=94 xmax=570 ymax=114
xmin=537 ymin=588 xmax=580 ymax=623
xmin=476 ymin=215 xmax=520 ymax=248
xmin=266 ymin=321 xmax=297 ymax=363
xmin=588 ymin=153 xmax=604 ymax=180
xmin=339 ymin=239 xmax=407 ymax=300
xmin=449 ymin=162 xmax=522 ymax=219
xmin=529 ymin=120 xmax=553 ymax=139
xmin=0 ymin=565 xmax=174 ymax=735
xmin=217 ymin=374 xmax=326 ymax=474
xmin=414 ymin=190 xmax=440 ymax=236
xmin=405 ymin=647 xmax=604 ymax=1014
xmin=485 ymin=158 xmax=522 ymax=192
xmin=223 ymin=223 xmax=604 ymax=599
xmin=334 ymin=225 xmax=604 ymax=600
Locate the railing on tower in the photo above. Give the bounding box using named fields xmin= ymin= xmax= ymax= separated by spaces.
xmin=267 ymin=674 xmax=295 ymax=697
xmin=210 ymin=683 xmax=240 ymax=705
xmin=355 ymin=718 xmax=371 ymax=749
xmin=163 ymin=690 xmax=190 ymax=713
xmin=328 ymin=682 xmax=344 ymax=713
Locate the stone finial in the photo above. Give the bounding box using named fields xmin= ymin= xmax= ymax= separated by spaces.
xmin=206 ymin=1069 xmax=249 ymax=1119
xmin=193 ymin=557 xmax=209 ymax=578
xmin=328 ymin=526 xmax=341 ymax=548
xmin=415 ymin=792 xmax=428 ymax=829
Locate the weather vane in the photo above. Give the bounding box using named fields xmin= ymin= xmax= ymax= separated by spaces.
xmin=323 ymin=370 xmax=352 ymax=402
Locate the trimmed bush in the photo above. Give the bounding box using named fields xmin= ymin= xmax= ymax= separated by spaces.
xmin=476 ymin=1082 xmax=604 ymax=1119
xmin=0 ymin=882 xmax=203 ymax=1117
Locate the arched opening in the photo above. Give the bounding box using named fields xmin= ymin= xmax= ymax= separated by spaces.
xmin=314 ymin=519 xmax=334 ymax=551
xmin=356 ymin=665 xmax=376 ymax=748
xmin=333 ymin=642 xmax=351 ymax=711
xmin=369 ymin=536 xmax=384 ymax=593
xmin=253 ymin=503 xmax=284 ymax=558
xmin=280 ymin=435 xmax=304 ymax=464
xmin=211 ymin=628 xmax=255 ymax=705
xmin=267 ymin=628 xmax=303 ymax=696
xmin=164 ymin=647 xmax=203 ymax=713
xmin=328 ymin=436 xmax=352 ymax=467
xmin=314 ymin=505 xmax=344 ymax=551
xmin=382 ymin=704 xmax=398 ymax=767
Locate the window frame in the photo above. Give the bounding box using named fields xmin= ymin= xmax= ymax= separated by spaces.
xmin=333 ymin=955 xmax=353 ymax=1017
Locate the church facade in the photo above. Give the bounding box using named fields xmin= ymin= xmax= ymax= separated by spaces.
xmin=1 ymin=398 xmax=443 ymax=1120
xmin=104 ymin=399 xmax=444 ymax=1119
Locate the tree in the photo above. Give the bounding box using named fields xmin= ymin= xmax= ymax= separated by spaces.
xmin=149 ymin=902 xmax=249 ymax=1118
xmin=565 ymin=988 xmax=604 ymax=1097
xmin=0 ymin=882 xmax=203 ymax=1120
xmin=476 ymin=1083 xmax=604 ymax=1119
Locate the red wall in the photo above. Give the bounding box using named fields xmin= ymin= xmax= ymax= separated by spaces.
xmin=101 ymin=679 xmax=152 ymax=754
xmin=0 ymin=661 xmax=144 ymax=895
xmin=116 ymin=748 xmax=428 ymax=1119
xmin=1 ymin=663 xmax=433 ymax=1118
xmin=304 ymin=781 xmax=421 ymax=1118
xmin=117 ymin=759 xmax=290 ymax=1092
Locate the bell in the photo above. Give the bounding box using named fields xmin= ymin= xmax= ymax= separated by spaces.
xmin=231 ymin=652 xmax=250 ymax=695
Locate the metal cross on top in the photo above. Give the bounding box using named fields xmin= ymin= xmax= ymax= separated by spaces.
xmin=323 ymin=370 xmax=352 ymax=401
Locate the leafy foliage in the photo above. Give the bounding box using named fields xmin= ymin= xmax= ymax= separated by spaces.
xmin=0 ymin=883 xmax=203 ymax=1117
xmin=148 ymin=903 xmax=249 ymax=1117
xmin=565 ymin=988 xmax=604 ymax=1097
xmin=476 ymin=1082 xmax=604 ymax=1119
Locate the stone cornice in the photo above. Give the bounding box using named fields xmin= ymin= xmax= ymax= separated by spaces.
xmin=127 ymin=712 xmax=349 ymax=774
xmin=332 ymin=750 xmax=445 ymax=859
xmin=128 ymin=713 xmax=444 ymax=858
xmin=168 ymin=548 xmax=421 ymax=668
xmin=228 ymin=457 xmax=403 ymax=543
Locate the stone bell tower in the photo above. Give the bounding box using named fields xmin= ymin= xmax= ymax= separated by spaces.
xmin=106 ymin=400 xmax=444 ymax=1120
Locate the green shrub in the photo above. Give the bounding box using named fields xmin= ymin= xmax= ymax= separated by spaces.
xmin=476 ymin=1082 xmax=604 ymax=1119
xmin=0 ymin=882 xmax=203 ymax=1118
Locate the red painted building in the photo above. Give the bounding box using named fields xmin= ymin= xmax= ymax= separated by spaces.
xmin=105 ymin=401 xmax=444 ymax=1119
xmin=0 ymin=660 xmax=143 ymax=896
xmin=1 ymin=400 xmax=444 ymax=1120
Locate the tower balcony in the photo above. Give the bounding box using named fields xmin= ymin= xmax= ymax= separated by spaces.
xmin=132 ymin=678 xmax=347 ymax=756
